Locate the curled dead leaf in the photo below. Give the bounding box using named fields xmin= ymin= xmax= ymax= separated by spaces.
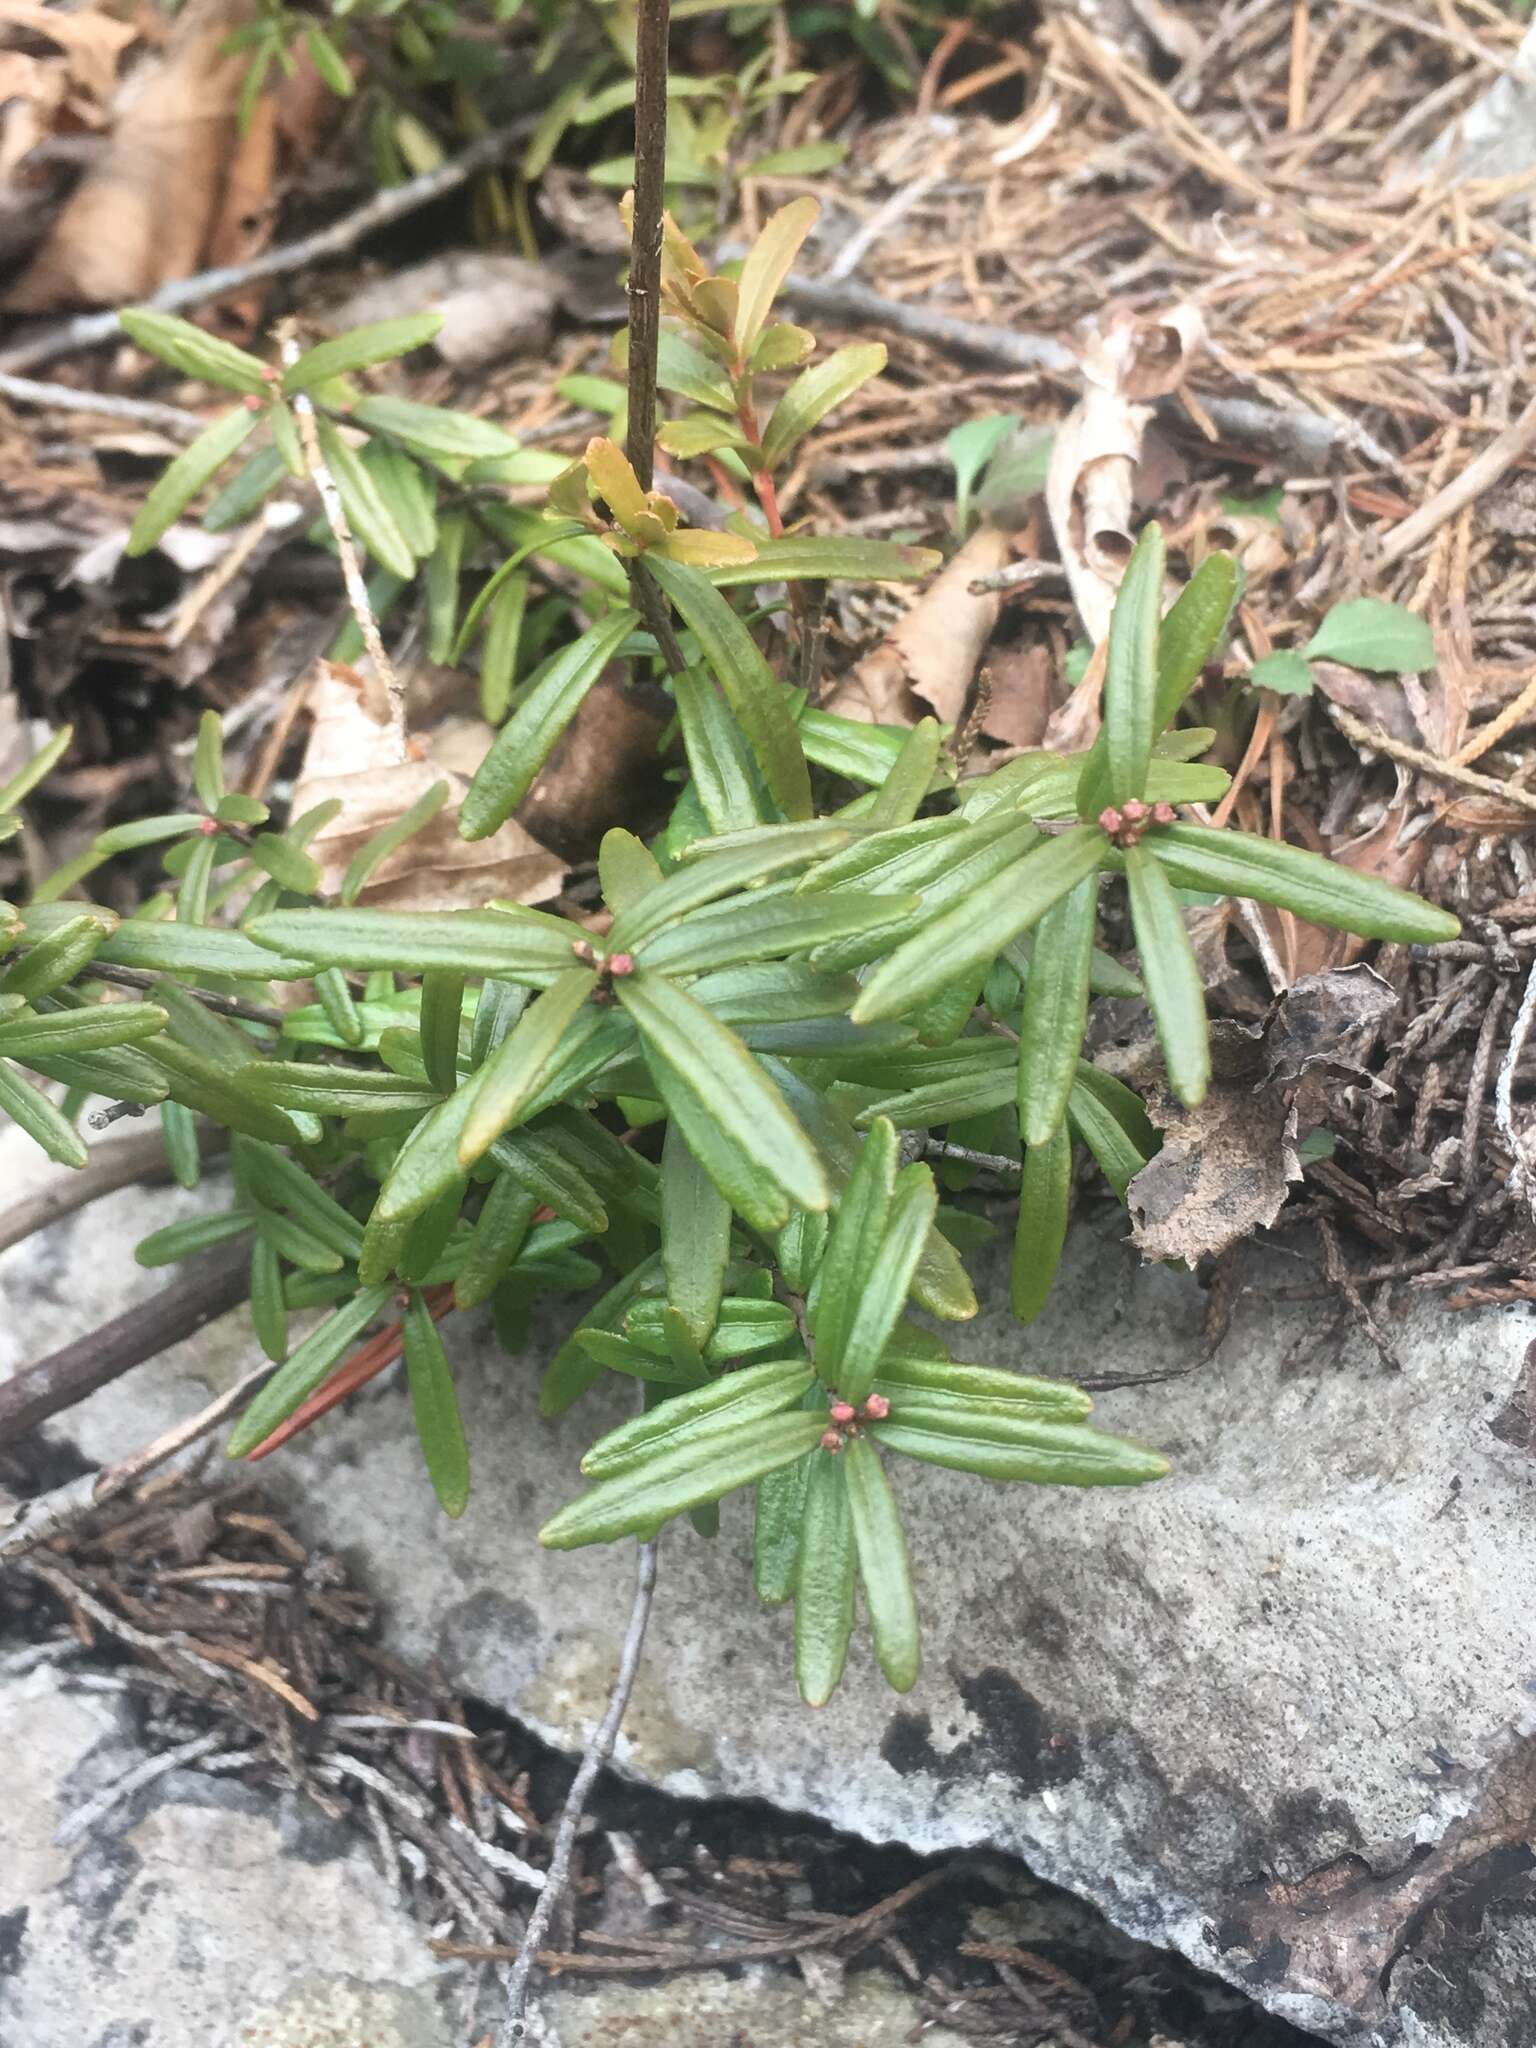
xmin=290 ymin=662 xmax=564 ymax=912
xmin=824 ymin=525 xmax=1011 ymax=728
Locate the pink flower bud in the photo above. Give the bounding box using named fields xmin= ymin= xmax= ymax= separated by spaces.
xmin=198 ymin=816 xmax=220 ymax=836
xmin=570 ymin=937 xmax=597 ymax=964
xmin=829 ymin=1401 xmax=856 ymax=1425
xmin=1121 ymin=798 xmax=1148 ymax=823
xmin=1097 ymin=807 xmax=1122 ymax=836
xmin=863 ymin=1393 xmax=890 ymax=1420
xmin=243 ymin=394 xmax=263 ymax=412
xmin=607 ymin=952 xmax=635 ymax=976
xmin=819 ymin=1429 xmax=844 ymax=1453
xmin=1152 ymin=801 xmax=1176 ymax=825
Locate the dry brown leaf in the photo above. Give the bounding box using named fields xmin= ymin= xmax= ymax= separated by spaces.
xmin=5 ymin=0 xmax=250 ymax=311
xmin=979 ymin=642 xmax=1060 ymax=751
xmin=1046 ymin=305 xmax=1205 ymax=644
xmin=0 ymin=0 xmax=136 ymax=113
xmin=1119 ymin=968 xmax=1395 ymax=1265
xmin=513 ymin=674 xmax=670 ymax=862
xmin=824 ymin=525 xmax=1010 ymax=727
xmin=1310 ymin=660 xmax=1419 ymax=747
xmin=290 ymin=663 xmax=564 ymax=913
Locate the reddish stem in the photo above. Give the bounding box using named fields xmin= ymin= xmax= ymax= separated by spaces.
xmin=246 ymin=1282 xmax=456 ymax=1461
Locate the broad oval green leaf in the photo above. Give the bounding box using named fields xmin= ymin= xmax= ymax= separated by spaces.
xmin=1305 ymin=597 xmax=1434 ymax=674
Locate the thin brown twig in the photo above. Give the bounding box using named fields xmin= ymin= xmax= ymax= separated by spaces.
xmin=1325 ymin=703 xmax=1536 ymax=814
xmin=1379 ymin=389 xmax=1536 ymax=564
xmin=0 ymin=372 xmax=205 ymax=437
xmin=498 ymin=1537 xmax=660 ymax=2043
xmin=0 ymin=1125 xmax=227 ymax=1255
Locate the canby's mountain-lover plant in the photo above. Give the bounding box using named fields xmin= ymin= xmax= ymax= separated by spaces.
xmin=0 ymin=201 xmax=1458 ymax=1706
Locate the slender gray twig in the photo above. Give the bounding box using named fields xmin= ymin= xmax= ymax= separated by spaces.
xmin=0 ymin=118 xmax=536 ymax=376
xmin=83 ymin=960 xmax=285 ymax=1027
xmin=499 ymin=1538 xmax=660 ymax=2043
xmin=0 ymin=371 xmax=204 ymax=437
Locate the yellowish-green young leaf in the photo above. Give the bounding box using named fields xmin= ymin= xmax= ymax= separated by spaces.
xmin=458 ymin=967 xmax=597 ymax=1167
xmin=303 ymin=22 xmax=354 ymax=96
xmin=656 ymin=416 xmax=751 ymax=459
xmin=598 ymin=829 xmax=663 ymax=917
xmin=539 ymin=1408 xmax=828 ymax=1549
xmin=844 ymin=1436 xmax=920 ymax=1692
xmin=270 ymin=401 xmax=303 ymax=477
xmin=618 ymin=970 xmax=830 ymax=1214
xmin=584 ymin=436 xmax=648 ymax=533
xmin=460 ymin=609 xmax=638 ymax=840
xmin=315 ymin=419 xmax=416 ymax=577
xmin=870 ymin=1402 xmax=1169 ymax=1487
xmin=794 ymin=1448 xmax=855 ymax=1707
xmin=650 ymin=529 xmax=760 ymax=567
xmin=1151 ymin=824 xmax=1462 ymax=946
xmin=119 ymin=308 xmax=269 ymax=395
xmin=128 ymin=407 xmax=261 ymax=557
xmin=282 ymin=314 xmax=443 ymax=393
xmin=227 ymin=1284 xmax=393 ymax=1458
xmin=645 ymin=555 xmax=813 ymax=822
xmin=761 ymin=344 xmax=887 ymax=470
xmin=754 ymin=1449 xmax=812 ymax=1604
xmin=735 ymin=196 xmax=819 ymax=357
xmin=1102 ymin=522 xmax=1165 ymax=807
xmin=752 ymin=322 xmax=816 ymax=371
xmin=1017 ymin=873 xmax=1096 ymax=1149
xmin=1124 ymin=839 xmax=1209 ymax=1109
xmin=741 ymin=141 xmax=845 ymax=179
xmin=1012 ymin=1123 xmax=1071 ymax=1324
xmin=0 ymin=724 xmax=71 ymax=814
xmin=583 ymin=1359 xmax=815 ymax=1480
xmin=852 ymin=824 xmax=1106 ymax=1024
xmin=709 ymin=533 xmax=941 ymax=586
xmin=403 ymin=1291 xmax=470 ymax=1518
xmin=0 ymin=1057 xmax=87 ymax=1167
xmin=660 ymin=1119 xmax=731 ymax=1351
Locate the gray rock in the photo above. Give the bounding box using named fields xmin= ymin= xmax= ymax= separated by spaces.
xmin=4 ymin=1150 xmax=1534 ymax=2046
xmin=323 ymin=252 xmax=563 ymax=370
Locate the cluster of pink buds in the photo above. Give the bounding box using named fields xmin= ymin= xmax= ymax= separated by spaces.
xmin=1098 ymin=799 xmax=1177 ymax=847
xmin=819 ymin=1392 xmax=891 ymax=1453
xmin=571 ymin=936 xmax=635 ymax=1003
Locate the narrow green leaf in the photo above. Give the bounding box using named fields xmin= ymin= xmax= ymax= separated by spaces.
xmin=239 ymin=1140 xmax=366 ymax=1261
xmin=145 ymin=1038 xmax=307 ymax=1147
xmin=353 ymin=394 xmax=522 ymax=463
xmin=469 ymin=977 xmax=527 ymax=1070
xmin=0 ymin=724 xmax=72 ymax=813
xmin=1017 ymin=874 xmax=1096 ymax=1148
xmin=871 ymin=1408 xmax=1170 ymax=1486
xmin=1068 ymin=1063 xmax=1157 ymax=1199
xmin=249 ymin=904 xmax=580 ymax=980
xmin=661 ymin=1120 xmax=730 ymax=1351
xmin=420 ymin=970 xmax=465 ymax=1096
xmin=836 ymin=1163 xmax=938 ymax=1407
xmin=0 ymin=1058 xmax=84 ymax=1165
xmin=119 ymin=309 xmax=268 ymax=394
xmin=611 ymin=822 xmax=850 ymax=952
xmin=598 ymin=829 xmax=663 ymax=917
xmin=866 ymin=718 xmax=941 ymax=830
xmin=584 ymin=1360 xmax=814 ymax=1479
xmin=490 ymin=1130 xmax=606 ymax=1234
xmin=282 ymin=315 xmax=443 ymax=393
xmin=810 ymin=1116 xmax=895 ymax=1387
xmin=480 ymin=573 xmax=529 ymax=725
xmin=452 ymin=1173 xmax=536 ymax=1310
xmin=673 ymin=661 xmax=768 ymax=836
xmin=1150 ymin=823 xmax=1460 ymax=945
xmin=620 ymin=971 xmax=828 ymax=1214
xmin=707 ymin=534 xmax=940 ymax=587
xmin=1011 ymin=1124 xmax=1070 ymax=1324
xmin=248 ymin=832 xmax=322 ymax=896
xmin=242 ymin=1062 xmax=436 ymax=1116
xmin=626 ymin=1297 xmax=794 ymax=1362
xmin=754 ymin=1451 xmax=813 ymax=1604
xmin=339 ymin=780 xmax=449 ymax=906
xmin=794 ymin=1450 xmax=855 ymax=1707
xmin=253 ymin=1204 xmax=344 ymax=1275
xmin=193 ymin=711 xmax=225 ymax=811
xmin=642 ymin=1036 xmax=790 ymax=1233
xmin=1125 ymin=838 xmax=1210 ymax=1109
xmin=134 ymin=1210 xmax=253 ymax=1268
xmin=403 ymin=1292 xmax=470 ymax=1517
xmin=645 ymin=555 xmax=812 ymax=822
xmin=459 ymin=968 xmax=597 ymax=1167
xmin=852 ymin=825 xmax=1107 ymax=1024
xmin=128 ymin=407 xmax=260 ymax=557
xmin=844 ymin=1437 xmax=920 ymax=1692
xmin=94 ymin=918 xmax=313 ymax=982
xmin=160 ymin=1099 xmax=200 ymax=1188
xmin=539 ymin=1409 xmax=828 ymax=1549
xmin=227 ymin=1285 xmax=393 ymax=1457
xmin=460 ymin=609 xmax=638 ymax=840
xmin=761 ymin=344 xmax=887 ymax=470
xmin=313 ymin=967 xmax=363 ymax=1047
xmin=315 ymin=419 xmax=415 ymax=577
xmin=424 ymin=510 xmax=466 ymax=662
xmin=0 ymin=1001 xmax=167 ymax=1059
xmin=1153 ymin=551 xmax=1240 ymax=732
xmin=639 ymin=889 xmax=916 ymax=978
xmin=873 ymin=1354 xmax=1091 ymax=1418
xmin=249 ymin=1236 xmax=288 ymax=1362
xmin=1102 ymin=523 xmax=1165 ymax=806
xmin=1 ymin=915 xmax=112 ymax=999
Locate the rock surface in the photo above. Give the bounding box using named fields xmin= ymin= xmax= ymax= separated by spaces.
xmin=4 ymin=1147 xmax=1534 ymax=2046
